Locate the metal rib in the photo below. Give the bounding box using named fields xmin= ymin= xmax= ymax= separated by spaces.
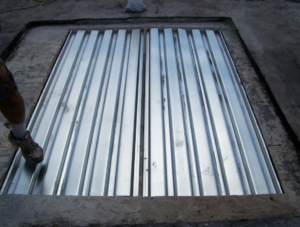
xmin=114 ymin=29 xmax=142 ymax=196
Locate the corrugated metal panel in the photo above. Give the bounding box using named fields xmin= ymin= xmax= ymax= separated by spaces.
xmin=1 ymin=28 xmax=282 ymax=197
xmin=1 ymin=29 xmax=144 ymax=196
xmin=143 ymin=28 xmax=282 ymax=196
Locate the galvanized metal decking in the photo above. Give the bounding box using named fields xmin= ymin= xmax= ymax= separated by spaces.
xmin=144 ymin=28 xmax=281 ymax=196
xmin=0 ymin=28 xmax=282 ymax=196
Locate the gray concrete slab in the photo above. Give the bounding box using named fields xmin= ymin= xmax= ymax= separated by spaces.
xmin=0 ymin=0 xmax=300 ymax=226
xmin=0 ymin=195 xmax=299 ymax=226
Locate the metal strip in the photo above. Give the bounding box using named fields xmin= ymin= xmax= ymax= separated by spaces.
xmin=149 ymin=28 xmax=167 ymax=196
xmin=133 ymin=31 xmax=144 ymax=197
xmin=107 ymin=32 xmax=131 ymax=196
xmin=115 ymin=29 xmax=140 ymax=196
xmin=160 ymin=31 xmax=174 ymax=196
xmin=57 ymin=30 xmax=100 ymax=195
xmin=190 ymin=31 xmax=225 ymax=196
xmin=82 ymin=31 xmax=117 ymax=196
xmin=165 ymin=29 xmax=193 ymax=196
xmin=143 ymin=31 xmax=150 ymax=197
xmin=89 ymin=29 xmax=127 ymax=196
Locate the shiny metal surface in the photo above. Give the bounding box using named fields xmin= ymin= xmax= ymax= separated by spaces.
xmin=1 ymin=28 xmax=282 ymax=197
xmin=1 ymin=29 xmax=143 ymax=196
xmin=143 ymin=28 xmax=282 ymax=196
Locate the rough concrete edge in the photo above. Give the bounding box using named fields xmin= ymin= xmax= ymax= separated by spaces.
xmin=227 ymin=21 xmax=300 ymax=149
xmin=0 ymin=26 xmax=27 ymax=61
xmin=0 ymin=195 xmax=300 ymax=226
xmin=0 ymin=16 xmax=231 ymax=57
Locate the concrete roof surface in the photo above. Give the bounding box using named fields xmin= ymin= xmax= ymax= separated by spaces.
xmin=0 ymin=0 xmax=300 ymax=226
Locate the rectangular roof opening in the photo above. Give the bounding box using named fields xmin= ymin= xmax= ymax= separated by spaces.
xmin=1 ymin=27 xmax=282 ymax=196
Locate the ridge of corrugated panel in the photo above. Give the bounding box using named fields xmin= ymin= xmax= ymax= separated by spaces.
xmin=1 ymin=28 xmax=282 ymax=197
xmin=143 ymin=28 xmax=282 ymax=196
